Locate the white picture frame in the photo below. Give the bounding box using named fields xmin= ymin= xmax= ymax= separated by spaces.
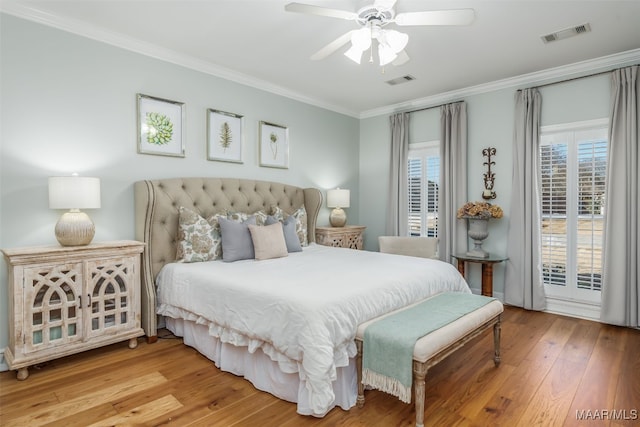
xmin=137 ymin=93 xmax=185 ymax=157
xmin=259 ymin=121 xmax=289 ymax=169
xmin=207 ymin=109 xmax=243 ymax=163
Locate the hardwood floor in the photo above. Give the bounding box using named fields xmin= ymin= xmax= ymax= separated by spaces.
xmin=1 ymin=307 xmax=638 ymax=426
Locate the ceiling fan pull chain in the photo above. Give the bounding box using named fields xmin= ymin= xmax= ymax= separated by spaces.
xmin=368 ymin=21 xmax=375 ymax=64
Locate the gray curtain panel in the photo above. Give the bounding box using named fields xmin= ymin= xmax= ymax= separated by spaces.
xmin=386 ymin=112 xmax=410 ymax=236
xmin=505 ymin=88 xmax=546 ymax=310
xmin=601 ymin=65 xmax=639 ymax=327
xmin=439 ymin=102 xmax=468 ymax=262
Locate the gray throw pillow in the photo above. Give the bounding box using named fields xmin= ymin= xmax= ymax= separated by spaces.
xmin=266 ymin=215 xmax=302 ymax=253
xmin=219 ymin=216 xmax=257 ymax=262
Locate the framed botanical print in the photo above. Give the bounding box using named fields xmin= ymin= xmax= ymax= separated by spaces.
xmin=259 ymin=121 xmax=289 ymax=169
xmin=207 ymin=109 xmax=243 ymax=163
xmin=137 ymin=94 xmax=185 ymax=157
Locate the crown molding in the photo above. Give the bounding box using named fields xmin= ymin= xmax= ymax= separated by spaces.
xmin=2 ymin=2 xmax=638 ymax=121
xmin=0 ymin=2 xmax=361 ymax=118
xmin=360 ymin=48 xmax=640 ymax=119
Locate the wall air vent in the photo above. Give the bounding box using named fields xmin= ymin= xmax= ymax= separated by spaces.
xmin=386 ymin=75 xmax=416 ymax=86
xmin=541 ymin=23 xmax=591 ymax=44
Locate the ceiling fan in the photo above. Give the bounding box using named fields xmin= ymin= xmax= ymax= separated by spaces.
xmin=285 ymin=0 xmax=475 ymax=67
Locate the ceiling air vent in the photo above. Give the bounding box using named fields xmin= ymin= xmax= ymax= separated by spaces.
xmin=386 ymin=75 xmax=416 ymax=86
xmin=541 ymin=23 xmax=591 ymax=44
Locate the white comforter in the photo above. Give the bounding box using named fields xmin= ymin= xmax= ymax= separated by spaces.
xmin=156 ymin=243 xmax=470 ymax=415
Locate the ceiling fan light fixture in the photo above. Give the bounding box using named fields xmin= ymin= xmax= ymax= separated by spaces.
xmin=378 ymin=43 xmax=398 ymax=66
xmin=382 ymin=29 xmax=408 ymax=53
xmin=344 ymin=45 xmax=365 ymax=64
xmin=351 ymin=27 xmax=372 ymax=50
xmin=286 ymin=2 xmax=475 ymax=67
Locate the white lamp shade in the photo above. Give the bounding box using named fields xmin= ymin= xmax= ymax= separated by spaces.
xmin=344 ymin=45 xmax=364 ymax=64
xmin=351 ymin=27 xmax=372 ymax=50
xmin=49 ymin=176 xmax=101 ymax=209
xmin=327 ymin=188 xmax=350 ymax=208
xmin=383 ymin=30 xmax=409 ymax=53
xmin=378 ymin=43 xmax=398 ymax=66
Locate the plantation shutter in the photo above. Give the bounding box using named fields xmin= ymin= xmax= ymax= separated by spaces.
xmin=408 ymin=157 xmax=423 ymax=236
xmin=575 ymin=134 xmax=607 ymax=291
xmin=407 ymin=142 xmax=440 ymax=237
xmin=540 ymin=142 xmax=569 ymax=287
xmin=540 ymin=122 xmax=607 ymax=301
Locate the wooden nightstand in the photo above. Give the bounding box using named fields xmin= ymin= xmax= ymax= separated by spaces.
xmin=315 ymin=226 xmax=366 ymax=250
xmin=1 ymin=240 xmax=145 ymax=380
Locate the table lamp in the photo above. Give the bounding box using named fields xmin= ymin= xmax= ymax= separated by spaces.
xmin=327 ymin=188 xmax=350 ymax=227
xmin=48 ymin=175 xmax=101 ymax=246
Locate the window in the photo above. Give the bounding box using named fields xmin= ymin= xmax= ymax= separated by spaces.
xmin=408 ymin=141 xmax=439 ymax=237
xmin=540 ymin=119 xmax=608 ymax=303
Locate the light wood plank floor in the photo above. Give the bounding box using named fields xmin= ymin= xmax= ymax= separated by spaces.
xmin=1 ymin=307 xmax=638 ymax=426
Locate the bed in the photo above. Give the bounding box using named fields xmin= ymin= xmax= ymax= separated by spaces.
xmin=134 ymin=177 xmax=471 ymax=416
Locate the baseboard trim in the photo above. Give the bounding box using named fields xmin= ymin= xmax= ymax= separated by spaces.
xmin=544 ymin=297 xmax=601 ymax=322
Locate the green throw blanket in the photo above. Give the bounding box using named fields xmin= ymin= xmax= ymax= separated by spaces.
xmin=362 ymin=292 xmax=495 ymax=403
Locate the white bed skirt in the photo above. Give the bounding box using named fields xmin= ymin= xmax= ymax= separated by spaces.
xmin=165 ymin=317 xmax=358 ymax=416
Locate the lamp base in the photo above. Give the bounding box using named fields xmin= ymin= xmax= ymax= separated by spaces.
xmin=55 ymin=210 xmax=95 ymax=246
xmin=329 ymin=207 xmax=347 ymax=227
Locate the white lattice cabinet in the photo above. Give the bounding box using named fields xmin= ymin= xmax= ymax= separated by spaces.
xmin=2 ymin=240 xmax=145 ymax=380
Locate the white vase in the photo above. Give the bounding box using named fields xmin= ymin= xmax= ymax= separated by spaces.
xmin=466 ymin=217 xmax=490 ymax=258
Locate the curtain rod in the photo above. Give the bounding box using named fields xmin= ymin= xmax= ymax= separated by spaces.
xmin=408 ymin=100 xmax=464 ymax=114
xmin=526 ymin=69 xmax=613 ymax=90
xmin=521 ymin=63 xmax=638 ymax=91
xmin=404 ymin=63 xmax=638 ymax=114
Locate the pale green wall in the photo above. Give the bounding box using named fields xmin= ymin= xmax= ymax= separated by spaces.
xmin=359 ymin=74 xmax=611 ymax=296
xmin=0 ymin=14 xmax=359 ymax=357
xmin=0 ymin=11 xmax=625 ymax=366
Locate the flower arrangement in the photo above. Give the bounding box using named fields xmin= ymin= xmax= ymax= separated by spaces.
xmin=457 ymin=201 xmax=503 ymax=219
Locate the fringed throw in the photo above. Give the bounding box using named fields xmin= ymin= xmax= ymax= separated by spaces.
xmin=362 ymin=292 xmax=494 ymax=403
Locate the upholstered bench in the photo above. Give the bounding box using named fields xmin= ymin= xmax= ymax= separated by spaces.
xmin=355 ymin=292 xmax=503 ymax=427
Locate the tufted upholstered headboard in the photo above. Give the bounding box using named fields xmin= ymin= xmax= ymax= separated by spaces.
xmin=134 ymin=177 xmax=323 ymax=339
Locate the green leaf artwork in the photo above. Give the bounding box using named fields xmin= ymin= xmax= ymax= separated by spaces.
xmin=269 ymin=132 xmax=278 ymax=159
xmin=145 ymin=112 xmax=174 ymax=145
xmin=219 ymin=121 xmax=232 ymax=152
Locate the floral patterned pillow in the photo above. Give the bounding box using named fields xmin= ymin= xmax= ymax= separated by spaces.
xmin=176 ymin=207 xmax=226 ymax=262
xmin=228 ymin=210 xmax=269 ymax=226
xmin=271 ymin=205 xmax=308 ymax=246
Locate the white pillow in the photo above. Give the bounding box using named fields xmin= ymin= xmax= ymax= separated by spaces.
xmin=248 ymin=222 xmax=288 ymax=260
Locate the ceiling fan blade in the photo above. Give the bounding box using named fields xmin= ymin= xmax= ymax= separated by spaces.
xmin=392 ymin=50 xmax=410 ymax=66
xmin=374 ymin=0 xmax=397 ymax=11
xmin=394 ymin=9 xmax=475 ymax=26
xmin=311 ymin=30 xmax=355 ymax=60
xmin=284 ymin=2 xmax=357 ymax=20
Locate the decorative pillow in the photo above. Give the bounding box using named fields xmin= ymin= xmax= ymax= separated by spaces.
xmin=248 ymin=222 xmax=288 ymax=261
xmin=271 ymin=205 xmax=308 ymax=246
xmin=219 ymin=216 xmax=257 ymax=262
xmin=228 ymin=210 xmax=269 ymax=226
xmin=266 ymin=215 xmax=302 ymax=253
xmin=176 ymin=207 xmax=225 ymax=262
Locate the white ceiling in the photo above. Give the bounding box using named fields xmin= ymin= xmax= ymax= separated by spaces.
xmin=3 ymin=0 xmax=640 ymax=117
